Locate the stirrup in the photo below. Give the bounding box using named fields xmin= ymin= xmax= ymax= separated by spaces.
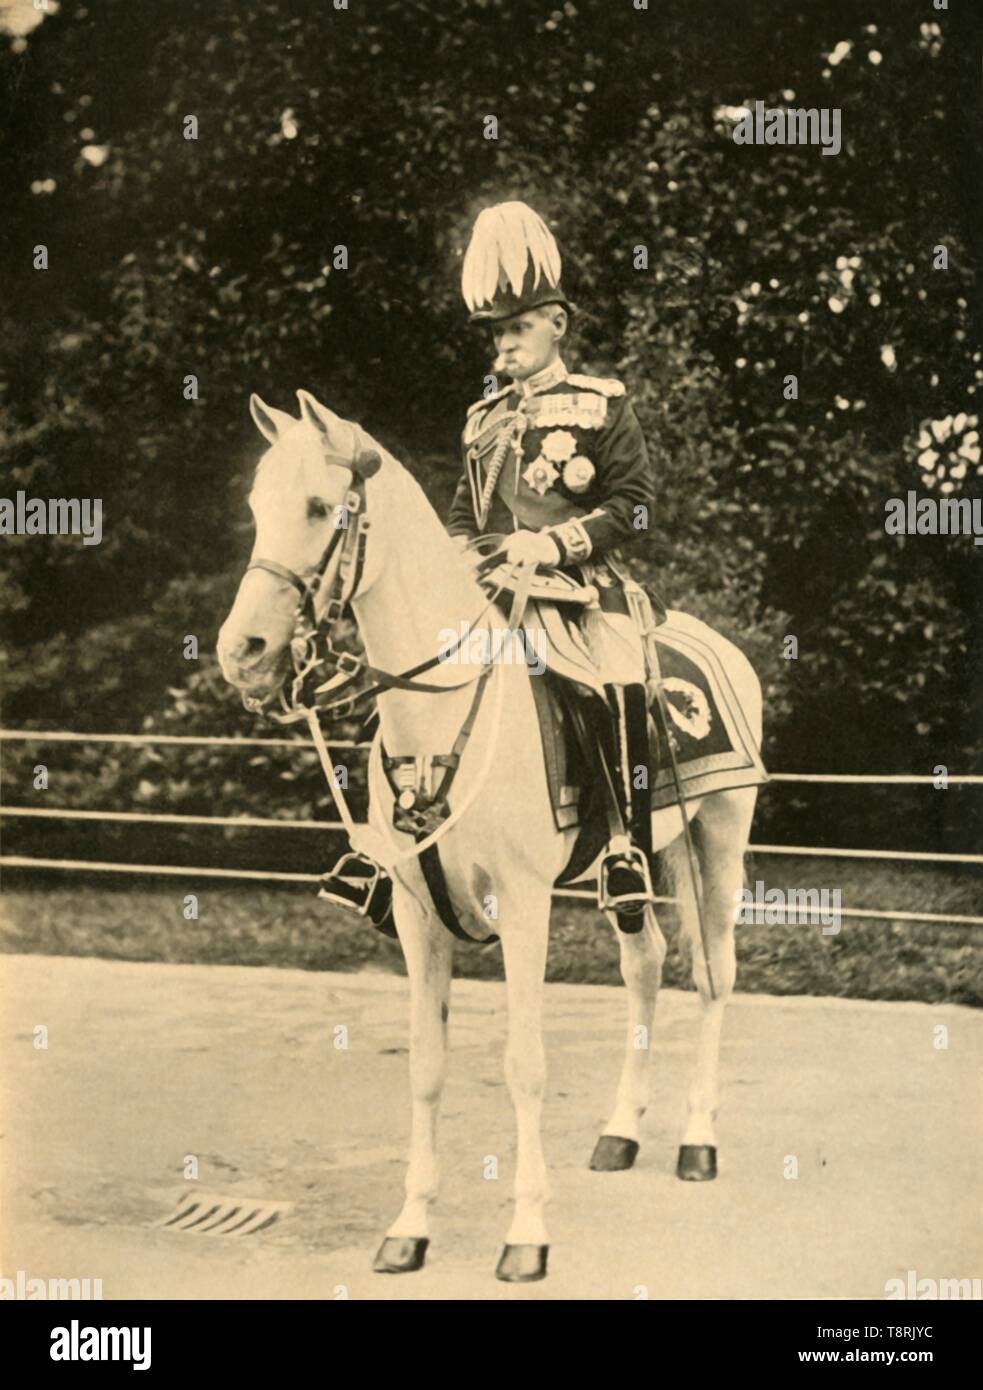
xmin=318 ymin=851 xmax=397 ymax=938
xmin=598 ymin=837 xmax=654 ymax=915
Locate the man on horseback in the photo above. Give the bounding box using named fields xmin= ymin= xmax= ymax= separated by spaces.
xmin=447 ymin=201 xmax=657 ymax=911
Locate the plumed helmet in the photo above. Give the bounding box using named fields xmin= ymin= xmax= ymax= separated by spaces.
xmin=461 ymin=201 xmax=576 ymax=323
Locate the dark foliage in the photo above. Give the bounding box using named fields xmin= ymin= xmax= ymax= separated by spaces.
xmin=1 ymin=0 xmax=980 ymax=857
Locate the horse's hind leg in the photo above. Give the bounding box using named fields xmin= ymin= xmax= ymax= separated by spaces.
xmin=590 ymin=905 xmax=667 ymax=1172
xmin=675 ymin=789 xmax=755 ymax=1181
xmin=373 ymin=886 xmax=453 ymax=1273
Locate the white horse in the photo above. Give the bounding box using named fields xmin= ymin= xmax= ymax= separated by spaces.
xmin=217 ymin=389 xmax=763 ymax=1283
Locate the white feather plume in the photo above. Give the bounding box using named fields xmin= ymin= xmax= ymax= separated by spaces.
xmin=462 ymin=201 xmax=562 ymax=311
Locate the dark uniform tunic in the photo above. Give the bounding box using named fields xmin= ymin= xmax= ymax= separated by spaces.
xmin=447 ymin=359 xmax=654 ymax=569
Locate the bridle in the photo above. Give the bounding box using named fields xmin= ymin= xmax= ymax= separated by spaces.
xmin=242 ymin=461 xmax=371 ymax=723
xmin=240 ymin=445 xmax=512 ymax=727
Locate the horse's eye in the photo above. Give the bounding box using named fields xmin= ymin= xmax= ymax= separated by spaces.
xmin=307 ymin=498 xmax=329 ymax=521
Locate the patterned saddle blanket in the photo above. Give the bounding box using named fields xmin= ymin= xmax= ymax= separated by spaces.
xmin=526 ymin=604 xmax=767 ymax=829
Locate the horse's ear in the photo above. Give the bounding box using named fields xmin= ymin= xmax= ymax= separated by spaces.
xmin=249 ymin=393 xmax=295 ymax=444
xmin=296 ymin=389 xmax=339 ymax=437
xmin=296 ymin=388 xmax=362 ymax=458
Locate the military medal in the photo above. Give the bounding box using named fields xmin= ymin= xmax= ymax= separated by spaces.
xmin=525 ymin=393 xmax=608 ymax=429
xmin=522 ymin=456 xmax=559 ymax=495
xmin=540 ymin=429 xmax=578 ymax=462
xmin=562 ymin=455 xmax=595 ymax=493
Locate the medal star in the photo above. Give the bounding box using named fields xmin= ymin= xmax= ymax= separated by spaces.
xmin=522 ymin=456 xmax=559 ymax=495
xmin=540 ymin=428 xmax=578 ymax=462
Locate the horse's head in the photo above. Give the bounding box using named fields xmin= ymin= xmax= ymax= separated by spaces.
xmin=216 ymin=389 xmax=383 ymax=700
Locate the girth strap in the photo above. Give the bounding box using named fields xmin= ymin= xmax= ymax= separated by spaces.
xmin=419 ymin=844 xmax=499 ymax=946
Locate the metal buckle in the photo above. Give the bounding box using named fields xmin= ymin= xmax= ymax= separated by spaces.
xmin=394 ymin=800 xmax=449 ymax=838
xmin=333 ymin=651 xmax=361 ymax=677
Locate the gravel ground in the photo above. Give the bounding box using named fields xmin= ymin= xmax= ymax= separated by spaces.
xmin=1 ymin=953 xmax=980 ymax=1301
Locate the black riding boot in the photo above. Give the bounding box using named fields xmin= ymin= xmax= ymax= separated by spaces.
xmin=597 ymin=683 xmax=653 ymax=915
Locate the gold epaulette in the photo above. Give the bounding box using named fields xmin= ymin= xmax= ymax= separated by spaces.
xmin=565 ymin=374 xmax=626 ymax=398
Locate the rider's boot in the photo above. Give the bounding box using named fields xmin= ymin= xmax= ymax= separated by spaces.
xmin=597 ymin=683 xmax=654 ymax=915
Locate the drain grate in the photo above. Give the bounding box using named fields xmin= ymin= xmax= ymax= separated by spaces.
xmin=154 ymin=1191 xmax=292 ymax=1237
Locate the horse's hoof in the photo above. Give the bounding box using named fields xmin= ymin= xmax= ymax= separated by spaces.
xmin=495 ymin=1244 xmax=549 ymax=1282
xmin=372 ymin=1235 xmax=429 ymax=1273
xmin=589 ymin=1135 xmax=640 ymax=1171
xmin=677 ymin=1144 xmax=717 ymax=1181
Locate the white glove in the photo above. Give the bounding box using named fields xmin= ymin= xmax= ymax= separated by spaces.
xmin=501 ymin=530 xmax=561 ymax=569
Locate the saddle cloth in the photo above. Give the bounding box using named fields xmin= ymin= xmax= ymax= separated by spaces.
xmin=527 ymin=606 xmax=767 ymax=833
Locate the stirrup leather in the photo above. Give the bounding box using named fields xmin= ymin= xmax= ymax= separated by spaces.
xmin=318 ymin=851 xmax=396 ymax=936
xmin=598 ymin=836 xmax=654 ymax=914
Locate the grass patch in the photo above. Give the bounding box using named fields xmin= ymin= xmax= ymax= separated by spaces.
xmin=1 ymin=853 xmax=980 ymax=1007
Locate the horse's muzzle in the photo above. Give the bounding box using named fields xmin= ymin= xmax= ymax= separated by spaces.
xmin=217 ymin=643 xmax=288 ymax=696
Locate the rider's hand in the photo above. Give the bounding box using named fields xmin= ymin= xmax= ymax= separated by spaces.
xmin=501 ymin=530 xmax=561 ymax=569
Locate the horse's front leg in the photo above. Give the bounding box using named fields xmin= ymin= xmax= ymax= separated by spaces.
xmin=590 ymin=905 xmax=667 ymax=1171
xmin=373 ymin=885 xmax=453 ymax=1273
xmin=495 ymin=888 xmax=552 ymax=1282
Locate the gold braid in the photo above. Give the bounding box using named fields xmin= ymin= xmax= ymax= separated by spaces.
xmin=477 ymin=410 xmax=527 ymax=529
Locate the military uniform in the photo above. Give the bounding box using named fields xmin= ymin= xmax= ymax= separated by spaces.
xmin=449 ymin=200 xmax=656 ymax=913
xmin=449 ymin=357 xmax=652 ymax=563
xmin=448 ymin=357 xmax=653 ymax=686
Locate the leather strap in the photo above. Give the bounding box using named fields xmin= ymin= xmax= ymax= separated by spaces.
xmin=652 ymin=676 xmax=717 ymax=1001
xmin=381 ymin=661 xmax=499 ymax=946
xmin=419 ymin=844 xmax=498 ymax=946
